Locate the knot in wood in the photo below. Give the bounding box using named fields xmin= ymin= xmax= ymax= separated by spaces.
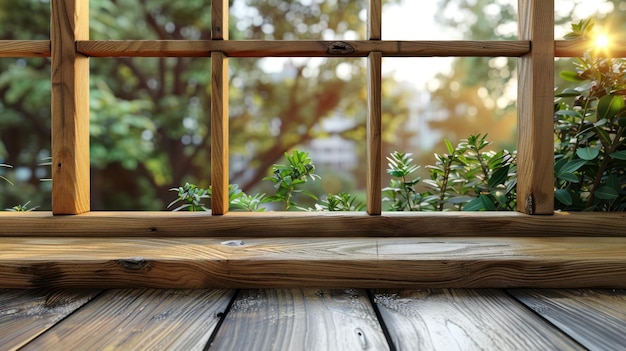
xmin=116 ymin=257 xmax=152 ymax=272
xmin=327 ymin=41 xmax=355 ymax=55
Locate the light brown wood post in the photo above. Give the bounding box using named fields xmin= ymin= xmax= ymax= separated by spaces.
xmin=211 ymin=0 xmax=229 ymax=214
xmin=517 ymin=0 xmax=554 ymax=214
xmin=51 ymin=0 xmax=90 ymax=214
xmin=367 ymin=0 xmax=382 ymax=215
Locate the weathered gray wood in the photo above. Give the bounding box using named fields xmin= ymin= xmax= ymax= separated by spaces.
xmin=373 ymin=289 xmax=584 ymax=351
xmin=510 ymin=289 xmax=626 ymax=351
xmin=20 ymin=289 xmax=235 ymax=351
xmin=0 ymin=289 xmax=99 ymax=350
xmin=208 ymin=289 xmax=390 ymax=350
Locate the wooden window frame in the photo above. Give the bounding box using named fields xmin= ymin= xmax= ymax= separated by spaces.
xmin=0 ymin=0 xmax=624 ymax=289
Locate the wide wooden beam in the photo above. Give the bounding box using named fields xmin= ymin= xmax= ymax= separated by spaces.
xmin=1 ymin=236 xmax=625 ymax=289
xmin=50 ymin=0 xmax=90 ymax=214
xmin=0 ymin=211 xmax=624 ymax=237
xmin=516 ymin=0 xmax=554 ymax=214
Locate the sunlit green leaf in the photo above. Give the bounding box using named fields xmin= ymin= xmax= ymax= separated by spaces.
xmin=597 ymin=95 xmax=625 ymax=120
xmin=559 ymin=70 xmax=584 ymax=82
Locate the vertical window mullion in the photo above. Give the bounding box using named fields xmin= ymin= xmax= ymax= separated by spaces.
xmin=51 ymin=0 xmax=90 ymax=215
xmin=211 ymin=0 xmax=229 ymax=215
xmin=366 ymin=0 xmax=382 ymax=215
xmin=516 ymin=0 xmax=555 ymax=214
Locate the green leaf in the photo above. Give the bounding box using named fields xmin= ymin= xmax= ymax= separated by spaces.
xmin=594 ymin=186 xmax=619 ymax=200
xmin=555 ymin=110 xmax=583 ymax=119
xmin=444 ymin=139 xmax=454 ymax=155
xmin=559 ymin=70 xmax=584 ymax=82
xmin=575 ymin=147 xmax=600 ymax=161
xmin=555 ymin=88 xmax=581 ymax=97
xmin=479 ymin=195 xmax=497 ymax=211
xmin=610 ymin=150 xmax=626 ymax=160
xmin=555 ymin=189 xmax=573 ymax=205
xmin=597 ymin=95 xmax=625 ymax=120
xmin=462 ymin=197 xmax=484 ymax=211
xmin=558 ymin=159 xmax=587 ymax=175
xmin=558 ymin=172 xmax=580 ymax=183
xmin=447 ymin=195 xmax=475 ymax=204
xmin=488 ymin=165 xmax=509 ymax=188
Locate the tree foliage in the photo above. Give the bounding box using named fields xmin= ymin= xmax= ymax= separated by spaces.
xmin=0 ymin=0 xmax=407 ymax=210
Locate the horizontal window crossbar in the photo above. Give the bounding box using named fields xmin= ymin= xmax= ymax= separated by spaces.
xmin=3 ymin=40 xmax=626 ymax=58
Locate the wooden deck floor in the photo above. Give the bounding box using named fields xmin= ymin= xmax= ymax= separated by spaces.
xmin=1 ymin=288 xmax=624 ymax=351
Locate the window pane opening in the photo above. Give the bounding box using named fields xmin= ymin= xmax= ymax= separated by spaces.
xmin=0 ymin=58 xmax=52 ymax=211
xmin=229 ymin=57 xmax=367 ymax=211
xmin=231 ymin=0 xmax=366 ymax=40
xmin=90 ymin=57 xmax=211 ymax=210
xmin=382 ymin=57 xmax=517 ymax=211
xmin=90 ymin=0 xmax=213 ymax=40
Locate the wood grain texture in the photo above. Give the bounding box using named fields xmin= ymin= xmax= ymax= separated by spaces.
xmin=209 ymin=289 xmax=389 ymax=350
xmin=556 ymin=40 xmax=626 ymax=58
xmin=0 ymin=41 xmax=50 ymax=57
xmin=516 ymin=0 xmax=555 ymax=214
xmin=20 ymin=289 xmax=234 ymax=351
xmin=0 ymin=211 xmax=624 ymax=237
xmin=373 ymin=289 xmax=583 ymax=350
xmin=0 ymin=289 xmax=99 ymax=350
xmin=367 ymin=51 xmax=382 ymax=215
xmin=212 ymin=0 xmax=228 ymax=40
xmin=211 ymin=51 xmax=229 ymax=215
xmin=76 ymin=40 xmax=531 ymax=57
xmin=510 ymin=289 xmax=626 ymax=351
xmin=51 ymin=0 xmax=90 ymax=214
xmin=368 ymin=0 xmax=381 ymax=40
xmin=1 ymin=237 xmax=625 ymax=289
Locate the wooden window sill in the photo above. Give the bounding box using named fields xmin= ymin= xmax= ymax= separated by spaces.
xmin=1 ymin=212 xmax=624 ymax=289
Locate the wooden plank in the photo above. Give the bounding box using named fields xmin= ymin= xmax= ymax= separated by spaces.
xmin=0 ymin=211 xmax=624 ymax=237
xmin=556 ymin=40 xmax=626 ymax=58
xmin=510 ymin=289 xmax=626 ymax=351
xmin=20 ymin=289 xmax=235 ymax=351
xmin=0 ymin=41 xmax=50 ymax=57
xmin=367 ymin=51 xmax=382 ymax=215
xmin=76 ymin=40 xmax=531 ymax=57
xmin=208 ymin=289 xmax=390 ymax=350
xmin=51 ymin=0 xmax=90 ymax=214
xmin=368 ymin=0 xmax=381 ymax=40
xmin=212 ymin=0 xmax=228 ymax=41
xmin=0 ymin=289 xmax=99 ymax=350
xmin=211 ymin=51 xmax=229 ymax=215
xmin=4 ymin=39 xmax=626 ymax=59
xmin=516 ymin=0 xmax=554 ymax=214
xmin=0 ymin=237 xmax=625 ymax=289
xmin=373 ymin=289 xmax=583 ymax=350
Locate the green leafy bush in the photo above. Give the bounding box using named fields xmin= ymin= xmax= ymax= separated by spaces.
xmin=384 ymin=134 xmax=516 ymax=211
xmin=553 ymin=19 xmax=626 ymax=211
